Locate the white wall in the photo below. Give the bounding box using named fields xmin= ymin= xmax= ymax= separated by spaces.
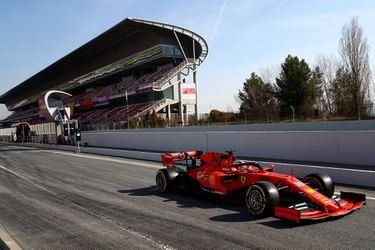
xmin=0 ymin=127 xmax=16 ymax=136
xmin=82 ymin=130 xmax=375 ymax=166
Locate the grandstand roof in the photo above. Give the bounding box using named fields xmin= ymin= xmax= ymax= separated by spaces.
xmin=0 ymin=18 xmax=208 ymax=108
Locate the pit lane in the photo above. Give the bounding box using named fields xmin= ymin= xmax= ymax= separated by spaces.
xmin=0 ymin=145 xmax=374 ymax=249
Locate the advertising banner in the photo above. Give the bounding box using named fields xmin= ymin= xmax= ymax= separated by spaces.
xmin=80 ymin=95 xmax=109 ymax=109
xmin=136 ymin=84 xmax=153 ymax=93
xmin=181 ymin=83 xmax=196 ymax=105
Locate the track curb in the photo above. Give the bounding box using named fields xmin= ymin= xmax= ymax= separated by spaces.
xmin=0 ymin=225 xmax=21 ymax=250
xmin=0 ymin=239 xmax=8 ymax=250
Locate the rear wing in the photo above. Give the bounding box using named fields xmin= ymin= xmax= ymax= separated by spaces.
xmin=161 ymin=151 xmax=203 ymax=167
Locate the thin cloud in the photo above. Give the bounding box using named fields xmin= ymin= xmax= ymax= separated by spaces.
xmin=210 ymin=0 xmax=229 ymax=46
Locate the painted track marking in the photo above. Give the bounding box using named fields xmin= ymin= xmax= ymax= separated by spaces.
xmin=259 ymin=160 xmax=375 ymax=173
xmin=48 ymin=150 xmax=160 ymax=169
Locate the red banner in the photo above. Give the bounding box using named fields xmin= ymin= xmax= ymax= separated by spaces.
xmin=182 ymin=88 xmax=196 ymax=94
xmin=79 ymin=95 xmax=109 ymax=109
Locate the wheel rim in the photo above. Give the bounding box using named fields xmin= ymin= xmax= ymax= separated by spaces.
xmin=156 ymin=173 xmax=165 ymax=190
xmin=249 ymin=189 xmax=263 ymax=210
xmin=310 ymin=181 xmax=321 ymax=192
xmin=305 ymin=178 xmax=322 ymax=193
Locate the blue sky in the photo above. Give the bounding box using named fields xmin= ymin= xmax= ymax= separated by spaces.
xmin=1 ymin=0 xmax=375 ymax=119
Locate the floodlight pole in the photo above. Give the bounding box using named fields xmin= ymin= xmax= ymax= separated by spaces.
xmin=290 ymin=105 xmax=295 ymax=122
xmin=266 ymin=99 xmax=272 ymax=124
xmin=126 ymin=91 xmax=129 ymax=129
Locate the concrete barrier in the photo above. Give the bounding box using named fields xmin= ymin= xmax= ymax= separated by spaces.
xmin=81 ymin=130 xmax=375 ymax=167
xmin=90 ymin=119 xmax=375 ymax=132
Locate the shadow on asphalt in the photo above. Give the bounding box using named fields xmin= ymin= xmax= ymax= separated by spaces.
xmin=118 ymin=186 xmax=298 ymax=228
xmin=258 ymin=213 xmax=347 ymax=228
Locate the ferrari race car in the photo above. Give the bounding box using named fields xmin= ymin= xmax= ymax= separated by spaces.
xmin=156 ymin=150 xmax=366 ymax=223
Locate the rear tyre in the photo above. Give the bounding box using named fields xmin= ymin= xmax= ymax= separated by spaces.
xmin=156 ymin=169 xmax=172 ymax=193
xmin=246 ymin=181 xmax=279 ymax=216
xmin=303 ymin=173 xmax=334 ymax=198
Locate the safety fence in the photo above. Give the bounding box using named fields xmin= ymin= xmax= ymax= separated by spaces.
xmin=0 ymin=122 xmax=57 ymax=144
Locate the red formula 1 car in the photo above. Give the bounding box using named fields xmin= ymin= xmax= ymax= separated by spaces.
xmin=156 ymin=150 xmax=366 ymax=223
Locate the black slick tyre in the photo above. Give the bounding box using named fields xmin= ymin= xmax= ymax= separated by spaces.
xmin=246 ymin=181 xmax=279 ymax=216
xmin=303 ymin=173 xmax=334 ymax=198
xmin=156 ymin=169 xmax=171 ymax=193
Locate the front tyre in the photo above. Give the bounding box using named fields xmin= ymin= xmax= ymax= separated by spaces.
xmin=303 ymin=173 xmax=334 ymax=198
xmin=246 ymin=181 xmax=279 ymax=216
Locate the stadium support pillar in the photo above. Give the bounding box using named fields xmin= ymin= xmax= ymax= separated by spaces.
xmin=167 ymin=104 xmax=171 ymax=126
xmin=193 ymin=70 xmax=199 ymax=122
xmin=178 ymin=73 xmax=184 ymax=126
xmin=185 ymin=105 xmax=188 ymax=125
xmin=192 ymin=37 xmax=199 ymax=123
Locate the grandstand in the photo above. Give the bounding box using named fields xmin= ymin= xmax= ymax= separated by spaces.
xmin=0 ymin=18 xmax=208 ymax=131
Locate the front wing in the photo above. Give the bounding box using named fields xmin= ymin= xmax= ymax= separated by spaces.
xmin=275 ymin=191 xmax=366 ymax=223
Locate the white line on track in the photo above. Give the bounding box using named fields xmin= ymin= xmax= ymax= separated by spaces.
xmin=258 ymin=161 xmax=375 ymax=173
xmin=48 ymin=150 xmax=161 ymax=169
xmin=0 ymin=163 xmax=175 ymax=250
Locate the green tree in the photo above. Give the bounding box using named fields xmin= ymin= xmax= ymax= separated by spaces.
xmin=145 ymin=110 xmax=152 ymax=128
xmin=209 ymin=109 xmax=224 ymax=123
xmin=238 ymin=72 xmax=277 ymax=122
xmin=149 ymin=110 xmax=165 ymax=127
xmin=276 ymin=55 xmax=314 ymax=119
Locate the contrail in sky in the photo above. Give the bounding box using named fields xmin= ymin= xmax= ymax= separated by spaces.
xmin=210 ymin=0 xmax=229 ymax=46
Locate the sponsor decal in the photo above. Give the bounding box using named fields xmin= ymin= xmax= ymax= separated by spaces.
xmin=92 ymin=96 xmax=108 ymax=104
xmin=306 ymin=188 xmax=315 ymax=194
xmin=295 ymin=181 xmax=305 ymax=187
xmin=80 ymin=99 xmax=93 ymax=107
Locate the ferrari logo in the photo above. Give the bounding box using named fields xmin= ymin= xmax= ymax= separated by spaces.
xmin=241 ymin=176 xmax=246 ymax=184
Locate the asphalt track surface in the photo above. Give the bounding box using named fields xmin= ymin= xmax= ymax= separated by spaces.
xmin=0 ymin=145 xmax=374 ymax=249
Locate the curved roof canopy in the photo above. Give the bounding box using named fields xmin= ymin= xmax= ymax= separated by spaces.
xmin=0 ymin=18 xmax=208 ymax=108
